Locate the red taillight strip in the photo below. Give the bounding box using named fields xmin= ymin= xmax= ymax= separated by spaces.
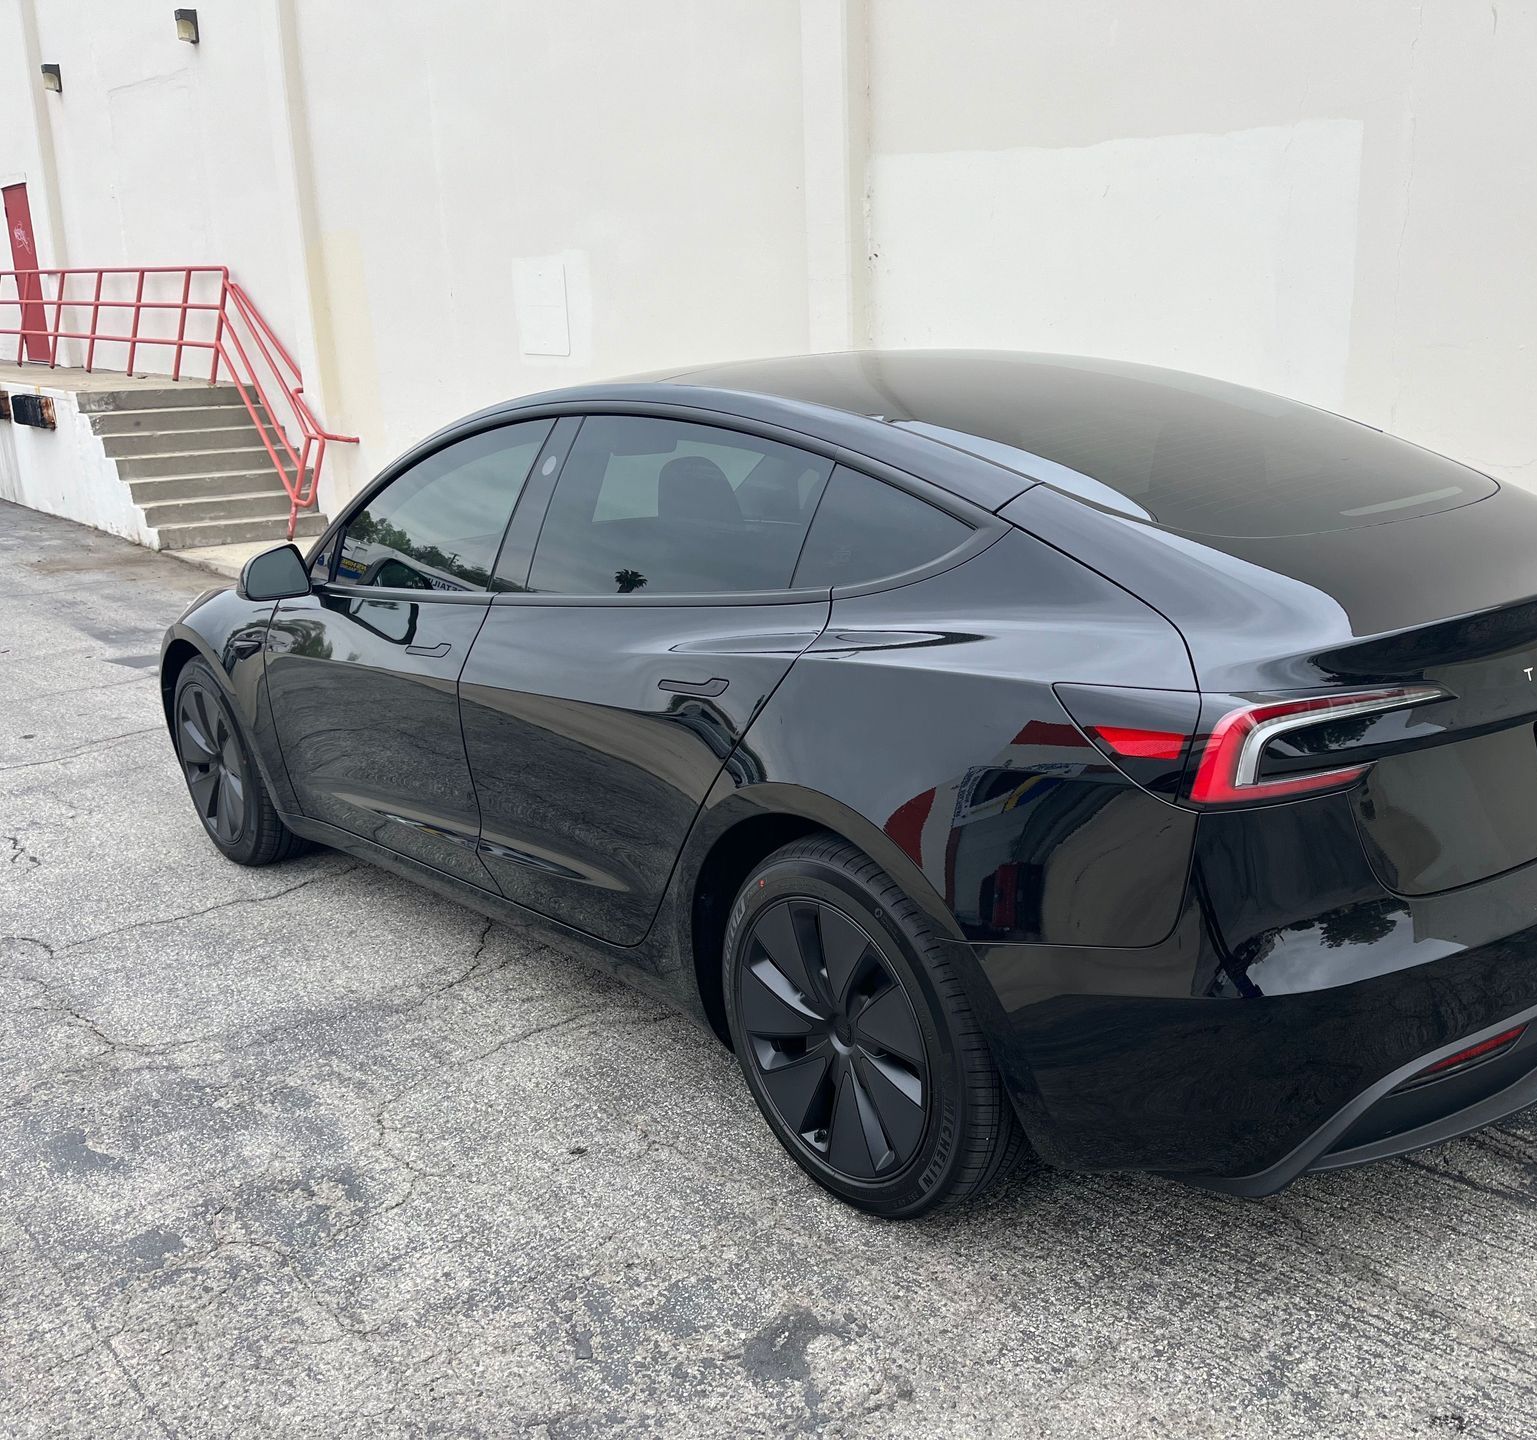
xmin=1187 ymin=685 xmax=1447 ymax=806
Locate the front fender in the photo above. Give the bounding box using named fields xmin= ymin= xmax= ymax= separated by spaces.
xmin=159 ymin=587 xmax=295 ymax=813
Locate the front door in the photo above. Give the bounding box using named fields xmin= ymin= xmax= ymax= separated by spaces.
xmin=265 ymin=419 xmax=554 ymax=885
xmin=2 ymin=183 xmax=52 ymax=364
xmin=458 ymin=412 xmax=836 ymax=944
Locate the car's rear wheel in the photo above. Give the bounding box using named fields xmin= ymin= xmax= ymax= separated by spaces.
xmin=173 ymin=658 xmax=304 ymax=866
xmin=723 ymin=835 xmax=1027 ymax=1216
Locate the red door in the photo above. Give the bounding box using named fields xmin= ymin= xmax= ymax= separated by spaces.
xmin=3 ymin=183 xmax=52 ymax=364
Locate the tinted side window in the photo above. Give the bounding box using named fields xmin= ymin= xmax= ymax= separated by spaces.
xmin=336 ymin=420 xmax=552 ymax=592
xmin=793 ymin=466 xmax=972 ymax=588
xmin=520 ymin=416 xmax=833 ymax=596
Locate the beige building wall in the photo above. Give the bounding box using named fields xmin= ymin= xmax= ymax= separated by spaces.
xmin=3 ymin=0 xmax=1534 ymax=514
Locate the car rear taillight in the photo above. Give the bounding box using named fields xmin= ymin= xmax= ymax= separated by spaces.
xmin=1392 ymin=1025 xmax=1528 ymax=1092
xmin=1186 ymin=686 xmax=1447 ymax=806
xmin=1056 ymin=682 xmax=1448 ymax=808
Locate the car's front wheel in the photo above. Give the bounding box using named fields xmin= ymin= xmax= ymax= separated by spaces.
xmin=172 ymin=657 xmax=304 ymax=866
xmin=723 ymin=835 xmax=1026 ymax=1217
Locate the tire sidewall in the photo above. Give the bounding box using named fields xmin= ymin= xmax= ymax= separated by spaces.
xmin=723 ymin=850 xmax=969 ymax=1216
xmin=173 ymin=659 xmax=262 ymax=865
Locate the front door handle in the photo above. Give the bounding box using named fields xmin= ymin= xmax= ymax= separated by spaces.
xmin=406 ymin=641 xmax=452 ymax=658
xmin=658 ymin=676 xmax=728 ymax=697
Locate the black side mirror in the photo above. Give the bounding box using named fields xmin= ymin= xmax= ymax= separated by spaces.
xmin=239 ymin=543 xmax=311 ymax=602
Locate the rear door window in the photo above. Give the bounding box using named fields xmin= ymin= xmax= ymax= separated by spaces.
xmin=516 ymin=416 xmax=833 ymax=596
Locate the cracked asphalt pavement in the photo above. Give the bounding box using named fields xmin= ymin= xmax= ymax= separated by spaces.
xmin=5 ymin=498 xmax=1537 ymax=1438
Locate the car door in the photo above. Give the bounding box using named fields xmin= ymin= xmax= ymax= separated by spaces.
xmin=265 ymin=419 xmax=555 ymax=885
xmin=458 ymin=413 xmax=835 ymax=944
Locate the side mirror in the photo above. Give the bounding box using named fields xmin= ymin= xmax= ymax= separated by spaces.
xmin=239 ymin=543 xmax=311 ymax=602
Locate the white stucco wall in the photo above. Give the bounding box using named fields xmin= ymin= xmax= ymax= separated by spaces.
xmin=4 ymin=0 xmax=1536 ymax=520
xmin=0 ymin=385 xmax=147 ymax=544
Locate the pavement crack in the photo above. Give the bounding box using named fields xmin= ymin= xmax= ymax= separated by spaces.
xmin=49 ymin=863 xmax=363 ymax=954
xmin=6 ymin=833 xmax=42 ymax=867
xmin=0 ymin=725 xmax=160 ymax=773
xmin=16 ymin=1220 xmax=179 ymax=1439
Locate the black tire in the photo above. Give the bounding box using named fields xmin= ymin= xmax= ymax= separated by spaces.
xmin=723 ymin=834 xmax=1027 ymax=1217
xmin=172 ymin=658 xmax=305 ymax=867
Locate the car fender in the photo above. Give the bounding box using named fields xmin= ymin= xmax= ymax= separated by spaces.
xmin=159 ymin=588 xmax=298 ymax=814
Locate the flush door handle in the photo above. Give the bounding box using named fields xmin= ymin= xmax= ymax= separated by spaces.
xmin=658 ymin=676 xmax=728 ymax=697
xmin=406 ymin=641 xmax=452 ymax=658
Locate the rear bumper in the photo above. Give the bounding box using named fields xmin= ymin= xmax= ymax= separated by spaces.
xmin=952 ymin=869 xmax=1537 ymax=1188
xmin=1186 ymin=1004 xmax=1537 ymax=1195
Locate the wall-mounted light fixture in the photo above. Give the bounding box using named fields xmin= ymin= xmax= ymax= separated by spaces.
xmin=174 ymin=8 xmax=199 ymax=43
xmin=40 ymin=63 xmax=61 ymax=93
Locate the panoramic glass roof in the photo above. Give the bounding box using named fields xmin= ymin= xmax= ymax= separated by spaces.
xmin=665 ymin=351 xmax=1496 ymax=539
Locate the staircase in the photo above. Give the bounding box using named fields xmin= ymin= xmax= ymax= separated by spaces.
xmin=78 ymin=383 xmax=328 ymax=551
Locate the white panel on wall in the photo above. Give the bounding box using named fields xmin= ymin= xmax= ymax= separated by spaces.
xmin=870 ymin=119 xmax=1364 ymax=409
xmin=511 ymin=251 xmax=591 ymax=367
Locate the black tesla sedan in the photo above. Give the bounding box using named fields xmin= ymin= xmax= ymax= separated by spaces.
xmin=162 ymin=350 xmax=1537 ymax=1216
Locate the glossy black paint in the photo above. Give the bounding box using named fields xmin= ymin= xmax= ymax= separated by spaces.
xmin=460 ymin=594 xmax=829 ymax=943
xmin=160 ymin=351 xmax=1537 ymax=1194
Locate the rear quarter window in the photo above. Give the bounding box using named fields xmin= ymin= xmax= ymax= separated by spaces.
xmin=793 ymin=466 xmax=972 ymax=588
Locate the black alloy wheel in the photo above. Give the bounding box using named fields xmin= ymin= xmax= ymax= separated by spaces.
xmin=172 ymin=658 xmax=304 ymax=867
xmin=725 ymin=836 xmax=1025 ymax=1216
xmin=178 ymin=681 xmax=249 ymax=848
xmin=739 ymin=896 xmax=930 ymax=1179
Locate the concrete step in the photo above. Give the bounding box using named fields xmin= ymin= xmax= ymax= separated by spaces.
xmin=90 ymin=403 xmax=271 ymax=436
xmin=78 ymin=384 xmax=251 ymax=414
xmin=141 ymin=490 xmax=321 ymax=528
xmin=127 ymin=470 xmax=293 ymax=504
xmin=153 ymin=510 xmax=328 ymax=551
xmin=102 ymin=424 xmax=274 ymax=459
xmin=116 ymin=446 xmax=285 ymax=479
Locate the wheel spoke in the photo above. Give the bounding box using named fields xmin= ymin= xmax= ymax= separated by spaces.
xmin=192 ymin=688 xmax=215 ymax=747
xmin=187 ymin=766 xmax=217 ymax=816
xmin=826 ymin=1062 xmax=877 ymax=1178
xmin=855 ymin=1051 xmax=925 ymax=1165
xmin=817 ymin=906 xmax=871 ymax=1011
xmin=853 ymin=985 xmax=925 ymax=1068
xmin=758 ymin=1046 xmax=831 ymax=1136
xmin=849 ymin=1060 xmax=897 ymax=1172
xmin=752 ymin=903 xmax=824 ymax=1014
xmin=213 ymin=774 xmax=235 ymax=841
xmin=222 ymin=768 xmax=246 ymax=835
xmin=741 ymin=960 xmax=819 ymax=1037
xmin=178 ymin=707 xmax=217 ymax=765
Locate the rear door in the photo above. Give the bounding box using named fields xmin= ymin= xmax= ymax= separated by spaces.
xmin=266 ymin=420 xmax=553 ymax=885
xmin=458 ymin=413 xmax=835 ymax=944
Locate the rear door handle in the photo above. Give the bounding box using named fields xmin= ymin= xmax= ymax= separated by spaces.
xmin=658 ymin=676 xmax=728 ymax=697
xmin=406 ymin=641 xmax=452 ymax=658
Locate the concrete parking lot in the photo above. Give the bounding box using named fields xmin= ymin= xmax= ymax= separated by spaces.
xmin=4 ymin=498 xmax=1537 ymax=1438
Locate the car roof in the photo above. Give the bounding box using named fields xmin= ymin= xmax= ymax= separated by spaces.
xmin=465 ymin=350 xmax=1493 ymax=536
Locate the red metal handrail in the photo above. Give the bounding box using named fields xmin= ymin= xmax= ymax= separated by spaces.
xmin=0 ymin=265 xmax=357 ymax=539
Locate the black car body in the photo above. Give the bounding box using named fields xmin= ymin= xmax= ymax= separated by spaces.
xmin=162 ymin=351 xmax=1537 ymax=1208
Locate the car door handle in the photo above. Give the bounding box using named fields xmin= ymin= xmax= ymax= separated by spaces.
xmin=658 ymin=676 xmax=728 ymax=697
xmin=405 ymin=641 xmax=452 ymax=658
